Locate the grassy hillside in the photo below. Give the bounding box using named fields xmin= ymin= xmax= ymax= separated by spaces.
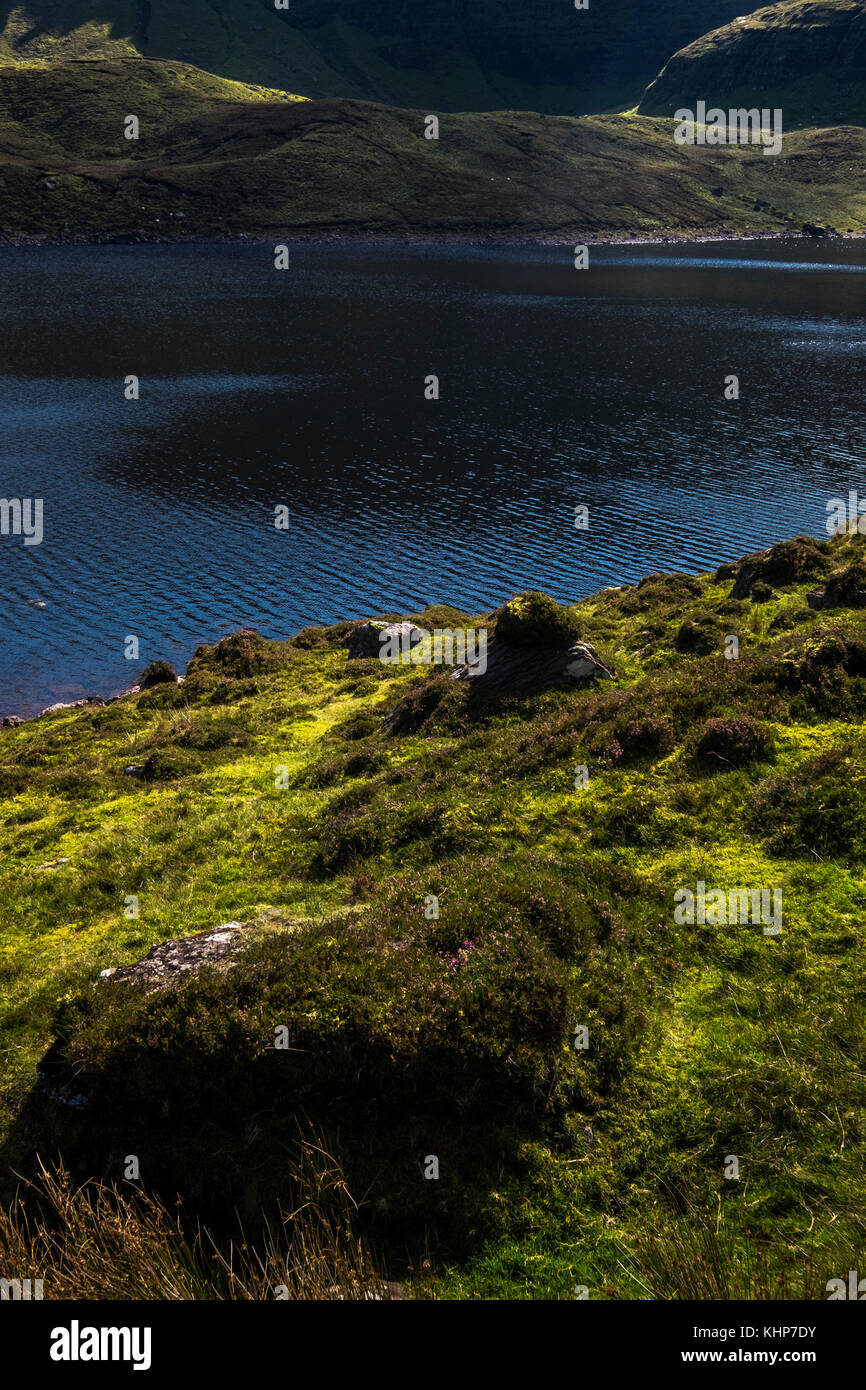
xmin=2 ymin=57 xmax=866 ymax=240
xmin=1 ymin=526 xmax=864 ymax=1298
xmin=0 ymin=0 xmax=750 ymax=114
xmin=640 ymin=0 xmax=866 ymax=130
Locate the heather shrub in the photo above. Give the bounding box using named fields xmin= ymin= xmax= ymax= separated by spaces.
xmin=187 ymin=629 xmax=291 ymax=679
xmin=692 ymin=716 xmax=770 ymax=770
xmin=138 ymin=660 xmax=178 ymax=688
xmin=674 ymin=617 xmax=720 ymax=656
xmin=140 ymin=746 xmax=202 ymax=782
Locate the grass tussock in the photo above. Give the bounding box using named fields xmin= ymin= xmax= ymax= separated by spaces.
xmin=621 ymin=1204 xmax=863 ymax=1301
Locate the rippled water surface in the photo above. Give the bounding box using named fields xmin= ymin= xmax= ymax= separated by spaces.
xmin=1 ymin=238 xmax=865 ymax=714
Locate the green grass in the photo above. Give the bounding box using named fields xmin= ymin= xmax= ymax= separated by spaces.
xmin=1 ymin=530 xmax=865 ymax=1298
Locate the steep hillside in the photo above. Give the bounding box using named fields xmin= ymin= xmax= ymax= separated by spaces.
xmin=640 ymin=0 xmax=866 ymax=130
xmin=0 ymin=0 xmax=750 ymax=114
xmin=2 ymin=58 xmax=866 ymax=240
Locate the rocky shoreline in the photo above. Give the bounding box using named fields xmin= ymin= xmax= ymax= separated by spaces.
xmin=0 ymin=227 xmax=857 ymax=250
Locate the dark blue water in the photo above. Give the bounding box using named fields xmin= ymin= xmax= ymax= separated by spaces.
xmin=1 ymin=238 xmax=865 ymax=715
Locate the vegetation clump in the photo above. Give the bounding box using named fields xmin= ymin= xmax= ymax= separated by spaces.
xmin=495 ymin=591 xmax=583 ymax=647
xmin=692 ymin=715 xmax=770 ymax=769
xmin=187 ymin=629 xmax=291 ymax=680
xmin=138 ymin=660 xmax=178 ymax=688
xmin=140 ymin=747 xmax=202 ymax=782
xmin=674 ymin=616 xmax=719 ymax=655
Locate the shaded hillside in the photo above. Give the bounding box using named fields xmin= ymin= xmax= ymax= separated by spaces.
xmin=0 ymin=0 xmax=751 ymax=114
xmin=640 ymin=0 xmax=866 ymax=130
xmin=2 ymin=58 xmax=866 ymax=239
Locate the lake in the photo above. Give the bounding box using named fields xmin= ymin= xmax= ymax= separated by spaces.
xmin=1 ymin=238 xmax=865 ymax=716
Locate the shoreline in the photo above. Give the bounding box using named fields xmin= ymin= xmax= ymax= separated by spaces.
xmin=0 ymin=228 xmax=860 ymax=251
xmin=0 ymin=519 xmax=837 ymax=728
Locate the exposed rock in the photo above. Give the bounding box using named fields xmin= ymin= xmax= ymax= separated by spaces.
xmin=347 ymin=621 xmax=429 ymax=660
xmin=721 ymin=536 xmax=830 ymax=601
xmin=98 ymin=921 xmax=252 ymax=991
xmin=1 ymin=715 xmax=23 ymax=728
xmin=730 ymin=564 xmax=758 ymax=601
xmin=38 ymin=696 xmax=107 ymax=717
xmin=566 ymin=643 xmax=616 ymax=680
xmin=807 ymin=561 xmax=866 ymax=611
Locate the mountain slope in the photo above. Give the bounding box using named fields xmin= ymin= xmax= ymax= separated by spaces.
xmin=640 ymin=0 xmax=866 ymax=130
xmin=0 ymin=1 xmax=752 ymax=114
xmin=2 ymin=59 xmax=866 ymax=240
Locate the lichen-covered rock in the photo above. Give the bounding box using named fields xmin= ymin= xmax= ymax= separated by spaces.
xmin=98 ymin=922 xmax=251 ymax=990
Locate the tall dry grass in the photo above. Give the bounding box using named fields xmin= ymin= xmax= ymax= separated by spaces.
xmin=0 ymin=1140 xmax=400 ymax=1300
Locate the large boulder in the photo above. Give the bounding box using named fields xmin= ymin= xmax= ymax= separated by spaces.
xmin=443 ymin=591 xmax=611 ymax=695
xmin=452 ymin=638 xmax=613 ymax=695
